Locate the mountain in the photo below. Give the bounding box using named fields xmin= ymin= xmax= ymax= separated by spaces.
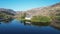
xmin=0 ymin=8 xmax=16 ymax=20
xmin=51 ymin=2 xmax=60 ymax=7
xmin=0 ymin=8 xmax=16 ymax=16
xmin=24 ymin=2 xmax=60 ymax=17
xmin=16 ymin=2 xmax=60 ymax=18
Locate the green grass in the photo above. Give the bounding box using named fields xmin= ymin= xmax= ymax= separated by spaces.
xmin=31 ymin=16 xmax=52 ymax=23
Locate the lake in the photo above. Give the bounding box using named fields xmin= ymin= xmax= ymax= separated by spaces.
xmin=0 ymin=19 xmax=60 ymax=34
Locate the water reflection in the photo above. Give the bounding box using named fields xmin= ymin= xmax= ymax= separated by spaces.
xmin=21 ymin=21 xmax=60 ymax=30
xmin=51 ymin=25 xmax=60 ymax=30
xmin=21 ymin=21 xmax=50 ymax=26
xmin=20 ymin=21 xmax=31 ymax=25
xmin=31 ymin=22 xmax=50 ymax=26
xmin=51 ymin=23 xmax=60 ymax=30
xmin=0 ymin=19 xmax=60 ymax=34
xmin=0 ymin=18 xmax=14 ymax=24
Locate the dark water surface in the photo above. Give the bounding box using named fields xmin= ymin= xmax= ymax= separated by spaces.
xmin=0 ymin=19 xmax=60 ymax=34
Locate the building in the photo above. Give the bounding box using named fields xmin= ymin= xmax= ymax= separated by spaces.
xmin=25 ymin=14 xmax=32 ymax=20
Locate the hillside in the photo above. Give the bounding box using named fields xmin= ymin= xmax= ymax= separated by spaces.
xmin=15 ymin=2 xmax=60 ymax=28
xmin=16 ymin=2 xmax=60 ymax=17
xmin=0 ymin=8 xmax=16 ymax=21
xmin=0 ymin=8 xmax=16 ymax=15
xmin=26 ymin=2 xmax=60 ymax=16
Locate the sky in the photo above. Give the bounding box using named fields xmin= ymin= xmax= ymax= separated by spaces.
xmin=0 ymin=0 xmax=60 ymax=11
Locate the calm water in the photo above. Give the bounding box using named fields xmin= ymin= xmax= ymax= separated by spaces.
xmin=0 ymin=19 xmax=60 ymax=34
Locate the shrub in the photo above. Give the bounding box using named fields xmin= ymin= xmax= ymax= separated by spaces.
xmin=55 ymin=16 xmax=60 ymax=20
xmin=31 ymin=16 xmax=52 ymax=23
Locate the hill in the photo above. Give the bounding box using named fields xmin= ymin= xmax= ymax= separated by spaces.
xmin=0 ymin=8 xmax=16 ymax=21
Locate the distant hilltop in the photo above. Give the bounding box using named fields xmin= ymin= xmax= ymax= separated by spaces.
xmin=16 ymin=2 xmax=60 ymax=16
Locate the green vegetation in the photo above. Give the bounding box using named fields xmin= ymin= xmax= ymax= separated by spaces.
xmin=16 ymin=12 xmax=26 ymax=21
xmin=0 ymin=13 xmax=8 ymax=18
xmin=0 ymin=12 xmax=14 ymax=20
xmin=16 ymin=12 xmax=52 ymax=23
xmin=21 ymin=13 xmax=26 ymax=20
xmin=31 ymin=16 xmax=52 ymax=23
xmin=55 ymin=16 xmax=60 ymax=20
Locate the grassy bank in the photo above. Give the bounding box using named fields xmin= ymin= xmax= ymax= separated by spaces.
xmin=16 ymin=16 xmax=52 ymax=24
xmin=31 ymin=16 xmax=52 ymax=23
